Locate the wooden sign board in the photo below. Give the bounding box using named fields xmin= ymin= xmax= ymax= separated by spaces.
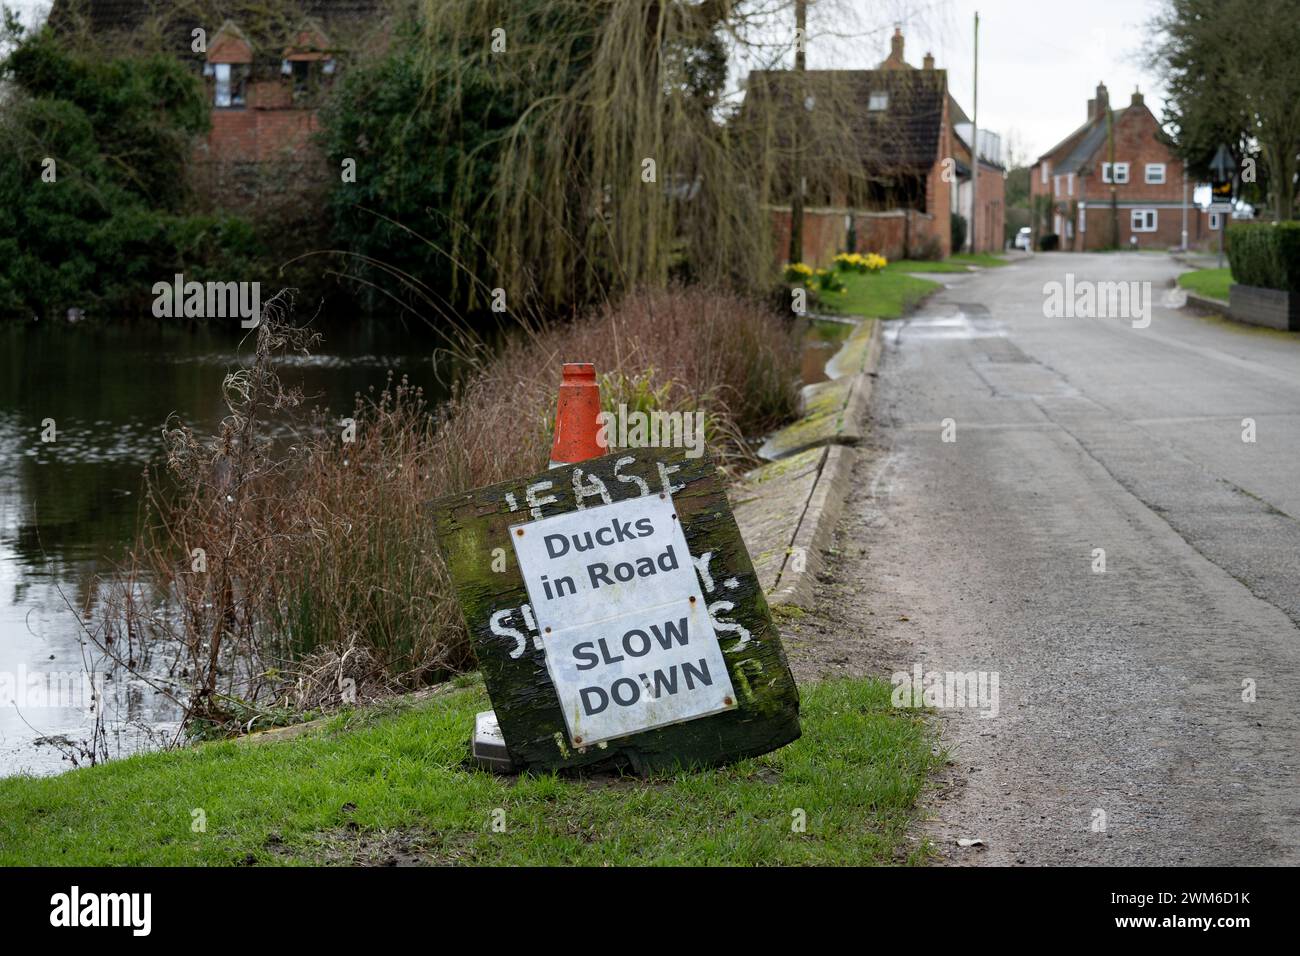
xmin=430 ymin=448 xmax=801 ymax=774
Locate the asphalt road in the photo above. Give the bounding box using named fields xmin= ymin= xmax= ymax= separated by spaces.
xmin=796 ymin=252 xmax=1300 ymax=865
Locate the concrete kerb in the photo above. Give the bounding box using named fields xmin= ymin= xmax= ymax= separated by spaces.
xmin=1184 ymin=291 xmax=1232 ymax=318
xmin=766 ymin=444 xmax=856 ymax=608
xmin=736 ymin=319 xmax=883 ymax=609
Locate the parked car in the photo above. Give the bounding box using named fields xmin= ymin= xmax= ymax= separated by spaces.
xmin=1014 ymin=227 xmax=1033 ymax=251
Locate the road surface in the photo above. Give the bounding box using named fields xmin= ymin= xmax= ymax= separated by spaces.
xmin=793 ymin=252 xmax=1300 ymax=865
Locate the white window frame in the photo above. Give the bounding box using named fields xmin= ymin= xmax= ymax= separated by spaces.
xmin=1131 ymin=209 xmax=1157 ymax=233
xmin=1102 ymin=162 xmax=1130 ymax=184
xmin=868 ymin=91 xmax=888 ymax=111
xmin=214 ymin=62 xmax=232 ymax=108
xmin=1053 ymin=174 xmax=1061 ymax=197
xmin=1068 ymin=173 xmax=1074 ymax=196
xmin=1145 ymin=163 xmax=1166 ymax=184
xmin=1078 ymin=203 xmax=1086 ymax=233
xmin=1041 ymin=162 xmax=1049 ymax=185
xmin=212 ymin=62 xmax=247 ymax=109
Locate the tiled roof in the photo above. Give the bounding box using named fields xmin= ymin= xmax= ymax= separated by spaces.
xmin=743 ymin=68 xmax=948 ymax=171
xmin=1052 ymin=107 xmax=1134 ymax=174
xmin=48 ymin=0 xmax=383 ymax=49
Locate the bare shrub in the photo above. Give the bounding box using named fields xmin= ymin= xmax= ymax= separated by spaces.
xmin=110 ymin=285 xmax=798 ymax=736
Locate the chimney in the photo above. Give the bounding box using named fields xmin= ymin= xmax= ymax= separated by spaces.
xmin=890 ymin=26 xmax=904 ymax=60
xmin=1092 ymin=81 xmax=1109 ymax=120
xmin=1131 ymin=86 xmax=1144 ymax=108
xmin=923 ymin=51 xmax=935 ymax=69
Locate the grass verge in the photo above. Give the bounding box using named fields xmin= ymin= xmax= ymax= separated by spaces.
xmin=948 ymin=252 xmax=1010 ymax=268
xmin=822 ymin=270 xmax=941 ymax=318
xmin=1178 ymin=267 xmax=1232 ymax=302
xmin=0 ymin=676 xmax=939 ymax=866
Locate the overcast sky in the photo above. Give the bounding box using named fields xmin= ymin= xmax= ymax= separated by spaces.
xmin=6 ymin=0 xmax=1171 ymax=165
xmin=800 ymin=0 xmax=1171 ymax=164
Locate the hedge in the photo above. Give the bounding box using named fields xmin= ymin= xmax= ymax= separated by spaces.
xmin=1227 ymin=221 xmax=1300 ymax=293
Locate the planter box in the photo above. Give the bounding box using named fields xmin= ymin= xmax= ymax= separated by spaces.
xmin=1229 ymin=284 xmax=1300 ymax=331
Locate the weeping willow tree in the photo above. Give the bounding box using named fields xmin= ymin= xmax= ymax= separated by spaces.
xmin=416 ymin=0 xmax=937 ymax=313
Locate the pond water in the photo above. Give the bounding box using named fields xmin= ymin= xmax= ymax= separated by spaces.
xmin=800 ymin=316 xmax=855 ymax=385
xmin=0 ymin=319 xmax=455 ymax=777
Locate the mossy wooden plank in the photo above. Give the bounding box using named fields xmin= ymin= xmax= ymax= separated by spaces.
xmin=429 ymin=448 xmax=801 ymax=774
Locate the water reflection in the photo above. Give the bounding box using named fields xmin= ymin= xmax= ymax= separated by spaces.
xmin=0 ymin=319 xmax=455 ymax=776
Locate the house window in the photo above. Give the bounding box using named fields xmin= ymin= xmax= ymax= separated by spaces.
xmin=1041 ymin=162 xmax=1049 ymax=185
xmin=1102 ymin=162 xmax=1130 ymax=184
xmin=868 ymin=91 xmax=888 ymax=111
xmin=292 ymin=60 xmax=313 ymax=96
xmin=1209 ymin=211 xmax=1222 ymax=230
xmin=1053 ymin=175 xmax=1061 ymax=197
xmin=1078 ymin=203 xmax=1086 ymax=233
xmin=1145 ymin=163 xmax=1166 ymax=184
xmin=1131 ymin=209 xmax=1157 ymax=232
xmin=212 ymin=63 xmax=247 ymax=108
xmin=1068 ymin=173 xmax=1074 ymax=196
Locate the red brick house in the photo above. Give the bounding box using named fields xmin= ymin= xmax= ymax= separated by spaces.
xmin=745 ymin=28 xmax=1004 ymax=267
xmin=48 ymin=1 xmax=386 ymax=207
xmin=1030 ymin=82 xmax=1216 ymax=251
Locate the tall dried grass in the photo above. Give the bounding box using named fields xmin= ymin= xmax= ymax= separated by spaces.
xmin=110 ymin=286 xmax=799 ymax=733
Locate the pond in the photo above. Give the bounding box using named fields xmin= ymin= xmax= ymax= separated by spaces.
xmin=0 ymin=319 xmax=456 ymax=777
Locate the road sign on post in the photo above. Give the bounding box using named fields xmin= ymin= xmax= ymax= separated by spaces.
xmin=1208 ymin=144 xmax=1235 ymax=267
xmin=431 ymin=447 xmax=801 ymax=774
xmin=1209 ymin=144 xmax=1235 ymax=213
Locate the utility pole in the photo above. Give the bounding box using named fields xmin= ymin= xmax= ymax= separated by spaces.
xmin=1107 ymin=105 xmax=1118 ymax=248
xmin=1180 ymin=159 xmax=1188 ymax=251
xmin=970 ymin=11 xmax=979 ymax=254
xmin=788 ymin=0 xmax=807 ymax=265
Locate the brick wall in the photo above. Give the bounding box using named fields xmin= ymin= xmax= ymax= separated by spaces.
xmin=972 ymin=160 xmax=1004 ymax=252
xmin=769 ymin=207 xmax=848 ymax=268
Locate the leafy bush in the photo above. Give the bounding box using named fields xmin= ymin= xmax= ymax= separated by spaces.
xmin=951 ymin=212 xmax=967 ymax=254
xmin=1227 ymin=221 xmax=1300 ymax=292
xmin=0 ymin=24 xmax=260 ymax=318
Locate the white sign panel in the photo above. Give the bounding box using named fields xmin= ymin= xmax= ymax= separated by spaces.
xmin=510 ymin=493 xmax=736 ymax=747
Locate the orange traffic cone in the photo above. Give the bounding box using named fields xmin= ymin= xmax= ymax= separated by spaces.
xmin=548 ymin=363 xmax=605 ymax=468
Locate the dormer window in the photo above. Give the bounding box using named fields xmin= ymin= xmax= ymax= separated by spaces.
xmin=212 ymin=63 xmax=248 ymax=108
xmin=206 ymin=21 xmax=252 ymax=110
xmin=282 ymin=20 xmax=334 ymax=103
xmin=868 ymin=91 xmax=889 ymax=111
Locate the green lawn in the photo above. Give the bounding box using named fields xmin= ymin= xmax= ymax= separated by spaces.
xmin=884 ymin=259 xmax=972 ymax=273
xmin=822 ymin=270 xmax=941 ymax=318
xmin=880 ymin=253 xmax=1009 ymax=273
xmin=948 ymin=252 xmax=1010 ymax=268
xmin=1178 ymin=267 xmax=1232 ymax=302
xmin=0 ymin=675 xmax=941 ymax=866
